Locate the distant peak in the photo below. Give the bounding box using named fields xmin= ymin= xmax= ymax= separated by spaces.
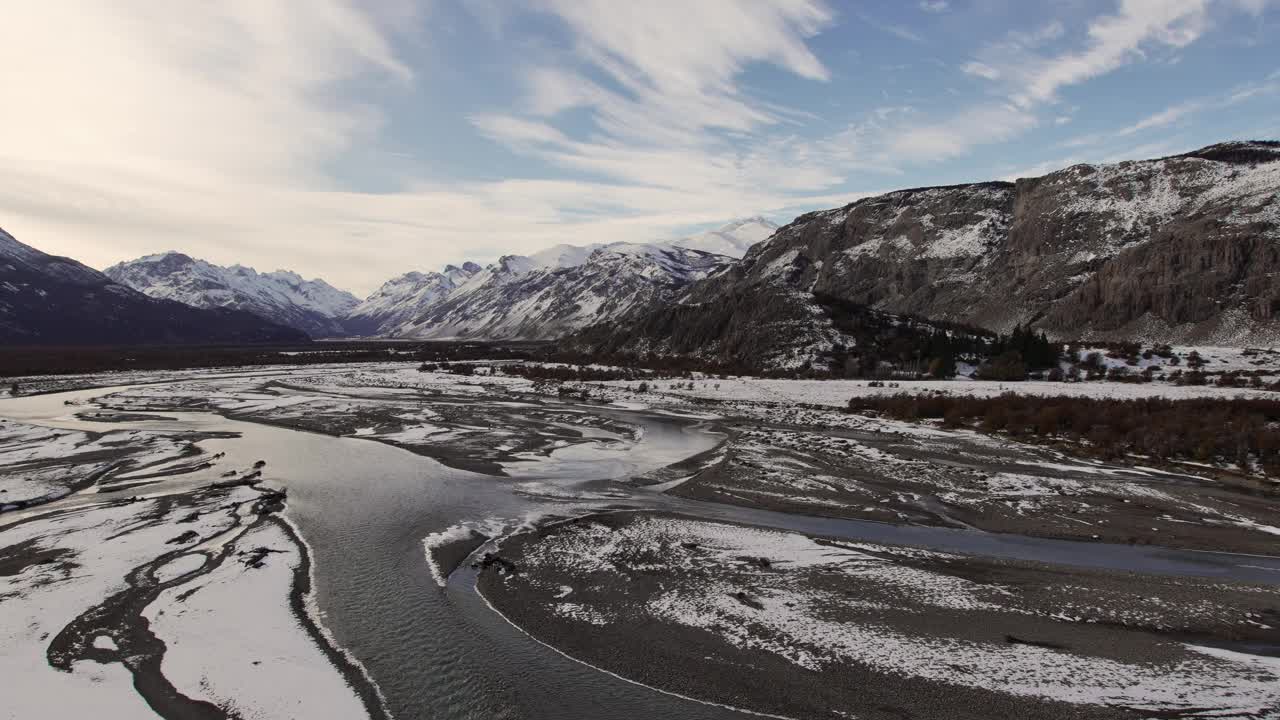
xmin=720 ymin=216 xmax=778 ymax=231
xmin=136 ymin=250 xmax=193 ymax=263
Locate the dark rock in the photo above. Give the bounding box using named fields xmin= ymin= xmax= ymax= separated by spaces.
xmin=238 ymin=546 xmax=287 ymax=569
xmin=253 ymin=489 xmax=286 ymax=515
xmin=1004 ymin=634 xmax=1067 ymax=650
xmin=166 ymin=530 xmax=199 ymax=545
xmin=472 ymin=552 xmax=519 ymax=574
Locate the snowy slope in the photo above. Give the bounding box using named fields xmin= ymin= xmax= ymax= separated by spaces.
xmin=0 ymin=229 xmax=307 ymax=345
xmin=375 ymin=244 xmax=732 ymax=340
xmin=342 ymin=263 xmax=482 ymax=336
xmin=672 ymin=217 xmax=779 ymax=258
xmin=105 ymin=253 xmax=358 ymax=338
xmin=341 ymin=220 xmax=769 ymax=339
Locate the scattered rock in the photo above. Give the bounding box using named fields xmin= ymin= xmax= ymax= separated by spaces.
xmin=1004 ymin=634 xmax=1067 ymax=650
xmin=472 ymin=552 xmax=519 ymax=574
xmin=165 ymin=530 xmax=199 ymax=545
xmin=253 ymin=489 xmax=286 ymax=515
xmin=239 ymin=546 xmax=287 ymax=569
xmin=732 ymin=590 xmax=763 ymax=610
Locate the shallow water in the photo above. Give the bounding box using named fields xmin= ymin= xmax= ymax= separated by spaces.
xmin=4 ymin=381 xmax=1280 ymax=720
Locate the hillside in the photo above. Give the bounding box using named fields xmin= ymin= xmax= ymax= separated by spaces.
xmin=0 ymin=229 xmax=308 ymax=346
xmin=573 ymin=141 xmax=1280 ymax=369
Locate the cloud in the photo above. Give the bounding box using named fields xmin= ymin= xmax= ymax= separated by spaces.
xmin=884 ymin=104 xmax=1038 ymax=162
xmin=916 ymin=0 xmax=1264 ymax=166
xmin=962 ymin=62 xmax=1002 ymax=80
xmin=1117 ymin=100 xmax=1208 ymax=136
xmin=1117 ymin=72 xmax=1280 ymax=135
xmin=2 ymin=0 xmax=1271 ymax=297
xmin=0 ymin=1 xmax=854 ymax=294
xmin=919 ymin=1 xmax=950 ymax=12
xmin=1010 ymin=0 xmax=1213 ymax=107
xmin=857 ymin=12 xmax=926 ymax=43
xmin=828 ymin=4 xmax=1213 ymax=169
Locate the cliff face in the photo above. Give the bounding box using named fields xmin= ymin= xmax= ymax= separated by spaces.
xmin=575 ymin=141 xmax=1280 ymax=369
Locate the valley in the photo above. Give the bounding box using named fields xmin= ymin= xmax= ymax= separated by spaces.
xmin=2 ymin=361 xmax=1277 ymax=719
xmin=6 ymin=5 xmax=1279 ymax=719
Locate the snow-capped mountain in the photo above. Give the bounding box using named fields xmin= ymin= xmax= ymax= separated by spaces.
xmin=105 ymin=253 xmax=359 ymax=338
xmin=366 ymin=243 xmax=732 ymax=340
xmin=0 ymin=229 xmax=307 ymax=345
xmin=342 ymin=262 xmax=482 ymax=336
xmin=341 ymin=220 xmax=774 ymax=340
xmin=671 ymin=216 xmax=779 ymax=258
xmin=574 ymin=141 xmax=1280 ymax=369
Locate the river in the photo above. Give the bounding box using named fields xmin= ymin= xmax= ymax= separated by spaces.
xmin=4 ymin=378 xmax=1279 ymax=719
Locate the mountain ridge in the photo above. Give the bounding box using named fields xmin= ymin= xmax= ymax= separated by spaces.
xmin=105 ymin=252 xmax=359 ymax=339
xmin=339 ymin=216 xmax=778 ymax=339
xmin=0 ymin=229 xmax=308 ymax=346
xmin=572 ymin=140 xmax=1280 ymax=370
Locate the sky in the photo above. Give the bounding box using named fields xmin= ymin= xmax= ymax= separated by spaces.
xmin=2 ymin=0 xmax=1278 ymax=296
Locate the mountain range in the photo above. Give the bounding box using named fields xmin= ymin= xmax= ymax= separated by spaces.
xmin=6 ymin=143 xmax=1278 ymax=358
xmin=0 ymin=229 xmax=306 ymax=346
xmin=105 ymin=253 xmax=359 ymax=338
xmin=100 ymin=217 xmax=779 ymax=341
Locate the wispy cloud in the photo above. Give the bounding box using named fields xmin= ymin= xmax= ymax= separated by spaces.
xmin=893 ymin=1 xmax=1262 ymax=168
xmin=858 ymin=11 xmax=926 ymax=43
xmin=1118 ymin=72 xmax=1280 ymax=135
xmin=948 ymin=1 xmax=1214 ymax=112
xmin=962 ymin=62 xmax=1001 ymax=80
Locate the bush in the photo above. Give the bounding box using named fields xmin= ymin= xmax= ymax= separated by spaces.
xmin=977 ymin=350 xmax=1027 ymax=381
xmin=846 ymin=393 xmax=1280 ymax=473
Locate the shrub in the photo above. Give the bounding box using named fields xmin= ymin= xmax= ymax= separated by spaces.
xmin=845 ymin=393 xmax=1280 ymax=474
xmin=977 ymin=350 xmax=1027 ymax=381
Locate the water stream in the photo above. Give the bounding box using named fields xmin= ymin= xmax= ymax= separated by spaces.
xmin=4 ymin=381 xmax=1280 ymax=719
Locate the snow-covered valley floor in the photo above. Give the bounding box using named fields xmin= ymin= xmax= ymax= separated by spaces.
xmin=481 ymin=512 xmax=1280 ymax=720
xmin=2 ymin=361 xmax=1278 ymax=720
